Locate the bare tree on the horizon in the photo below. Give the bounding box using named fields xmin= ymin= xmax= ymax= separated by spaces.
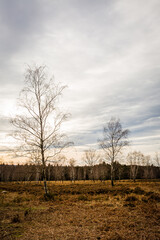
xmin=69 ymin=158 xmax=76 ymax=182
xmin=11 ymin=65 xmax=71 ymax=195
xmin=155 ymin=152 xmax=160 ymax=167
xmin=127 ymin=151 xmax=145 ymax=182
xmin=98 ymin=118 xmax=130 ymax=186
xmin=82 ymin=148 xmax=101 ymax=181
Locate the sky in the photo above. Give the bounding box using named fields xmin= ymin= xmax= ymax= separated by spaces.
xmin=0 ymin=0 xmax=160 ymax=164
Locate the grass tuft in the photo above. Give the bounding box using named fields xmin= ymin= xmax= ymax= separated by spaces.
xmin=78 ymin=194 xmax=88 ymax=201
xmin=43 ymin=192 xmax=55 ymax=201
xmin=11 ymin=214 xmax=21 ymax=223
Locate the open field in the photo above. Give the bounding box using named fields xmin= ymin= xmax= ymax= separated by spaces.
xmin=0 ymin=180 xmax=160 ymax=240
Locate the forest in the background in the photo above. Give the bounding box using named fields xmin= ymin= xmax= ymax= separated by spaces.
xmin=0 ymin=162 xmax=159 ymax=182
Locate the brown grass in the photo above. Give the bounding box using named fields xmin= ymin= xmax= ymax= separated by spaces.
xmin=0 ymin=180 xmax=160 ymax=240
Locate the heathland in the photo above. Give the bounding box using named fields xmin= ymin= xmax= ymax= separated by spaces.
xmin=0 ymin=180 xmax=160 ymax=240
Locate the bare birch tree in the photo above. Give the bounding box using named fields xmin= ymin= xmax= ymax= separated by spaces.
xmin=142 ymin=155 xmax=151 ymax=180
xmin=127 ymin=151 xmax=144 ymax=182
xmin=69 ymin=158 xmax=76 ymax=182
xmin=155 ymin=152 xmax=160 ymax=167
xmin=98 ymin=118 xmax=129 ymax=186
xmin=82 ymin=148 xmax=101 ymax=181
xmin=11 ymin=65 xmax=71 ymax=195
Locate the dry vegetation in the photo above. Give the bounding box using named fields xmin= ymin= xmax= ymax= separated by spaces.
xmin=0 ymin=180 xmax=160 ymax=240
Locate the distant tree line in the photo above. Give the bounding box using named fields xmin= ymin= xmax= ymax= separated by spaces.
xmin=0 ymin=162 xmax=159 ymax=182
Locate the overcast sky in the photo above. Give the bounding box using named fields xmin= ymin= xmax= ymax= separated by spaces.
xmin=0 ymin=0 xmax=160 ymax=161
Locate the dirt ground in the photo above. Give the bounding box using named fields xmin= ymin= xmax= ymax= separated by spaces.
xmin=0 ymin=180 xmax=160 ymax=240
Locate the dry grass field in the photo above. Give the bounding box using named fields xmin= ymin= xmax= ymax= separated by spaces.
xmin=0 ymin=180 xmax=160 ymax=240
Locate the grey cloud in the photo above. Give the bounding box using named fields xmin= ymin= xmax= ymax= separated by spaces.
xmin=0 ymin=0 xmax=49 ymax=86
xmin=0 ymin=0 xmax=160 ymax=156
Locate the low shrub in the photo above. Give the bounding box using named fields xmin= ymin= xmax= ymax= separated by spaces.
xmin=44 ymin=192 xmax=55 ymax=201
xmin=145 ymin=191 xmax=154 ymax=196
xmin=123 ymin=203 xmax=136 ymax=208
xmin=13 ymin=196 xmax=23 ymax=203
xmin=108 ymin=232 xmax=123 ymax=240
xmin=122 ymin=187 xmax=132 ymax=195
xmin=125 ymin=195 xmax=138 ymax=202
xmin=78 ymin=194 xmax=88 ymax=201
xmin=141 ymin=197 xmax=148 ymax=203
xmin=133 ymin=187 xmax=145 ymax=195
xmin=148 ymin=193 xmax=160 ymax=202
